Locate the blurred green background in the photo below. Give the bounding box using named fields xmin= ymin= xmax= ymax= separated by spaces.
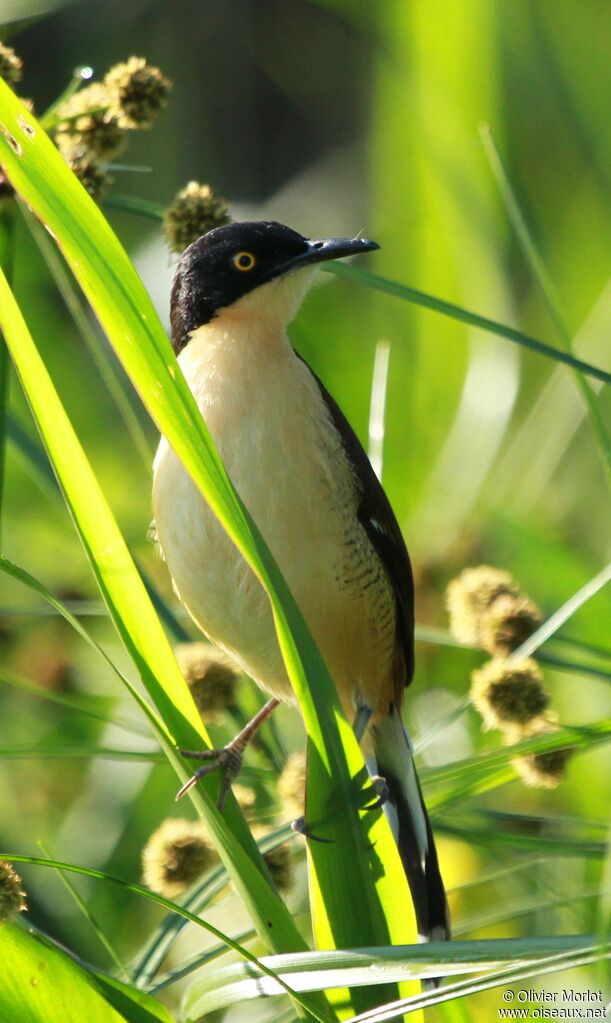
xmin=1 ymin=0 xmax=609 ymax=1018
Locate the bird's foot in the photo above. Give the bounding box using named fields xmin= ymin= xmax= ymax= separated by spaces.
xmin=363 ymin=774 xmax=389 ymax=811
xmin=176 ymin=744 xmax=243 ymax=810
xmin=175 ymin=697 xmax=280 ymax=810
xmin=290 ymin=816 xmax=334 ymax=843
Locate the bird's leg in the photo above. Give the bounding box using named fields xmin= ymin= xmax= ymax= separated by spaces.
xmin=352 ymin=701 xmax=390 ymax=810
xmin=176 ymin=697 xmax=280 ymax=809
xmin=352 ymin=701 xmax=373 ymax=743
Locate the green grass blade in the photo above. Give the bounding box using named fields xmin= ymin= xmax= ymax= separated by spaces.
xmin=38 ymin=839 xmax=132 ymax=982
xmin=509 ymin=562 xmax=611 ymax=662
xmin=0 ymin=205 xmax=15 ymax=544
xmin=0 ymin=923 xmax=173 ymax=1023
xmin=104 ymin=193 xmax=167 ymax=221
xmin=454 ymin=887 xmax=600 ymax=938
xmin=343 ymin=944 xmax=608 ymax=1022
xmin=0 ymin=80 xmax=421 ymax=1017
xmin=323 ymin=262 xmax=611 ymax=386
xmin=148 ymin=929 xmax=256 ymax=994
xmin=0 ymin=667 xmax=150 ymax=738
xmin=181 ymin=936 xmax=595 ymax=1019
xmin=0 ymin=855 xmax=314 ymax=1019
xmin=423 ymin=720 xmax=610 ymax=810
xmin=5 ymin=410 xmax=59 ymax=498
xmin=480 ymin=124 xmax=611 ymax=481
xmin=438 ymin=820 xmax=606 ymax=860
xmin=23 ymin=207 xmax=154 ymax=469
xmin=0 ymin=745 xmax=163 ymax=762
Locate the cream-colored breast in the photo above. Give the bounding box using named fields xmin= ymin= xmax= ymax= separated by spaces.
xmin=152 ymin=317 xmax=396 ymax=716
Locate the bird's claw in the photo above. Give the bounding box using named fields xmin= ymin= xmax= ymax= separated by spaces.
xmin=176 ymin=744 xmax=243 ymax=810
xmin=363 ymin=774 xmax=389 ymax=811
xmin=291 ymin=816 xmax=334 ymax=843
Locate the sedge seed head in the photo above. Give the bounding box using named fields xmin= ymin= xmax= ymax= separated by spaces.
xmin=470 ymin=657 xmax=550 ymax=732
xmin=163 ymin=181 xmax=231 ymax=254
xmin=446 ymin=565 xmax=519 ymax=647
xmin=480 ymin=593 xmax=543 ymax=656
xmin=175 ymin=642 xmax=238 ymax=722
xmin=0 ymin=43 xmax=23 ymax=87
xmin=142 ymin=818 xmax=217 ymax=898
xmin=277 ymin=751 xmax=306 ymax=820
xmin=64 ymin=149 xmax=111 ymax=202
xmin=510 ymin=717 xmax=571 ymax=789
xmin=0 ymin=861 xmax=27 ymax=924
xmin=56 ymin=83 xmax=125 ymax=160
xmin=252 ymin=825 xmax=293 ymax=894
xmin=104 ymin=57 xmax=171 ymax=129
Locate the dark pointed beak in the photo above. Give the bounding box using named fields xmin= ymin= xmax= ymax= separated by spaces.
xmin=262 ymin=235 xmax=379 ymax=283
xmin=300 ymin=235 xmax=380 ymax=265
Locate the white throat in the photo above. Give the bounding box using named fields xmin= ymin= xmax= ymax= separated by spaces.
xmin=206 ymin=264 xmax=318 ymax=336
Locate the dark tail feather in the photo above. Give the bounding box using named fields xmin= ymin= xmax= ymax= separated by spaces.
xmin=371 ymin=705 xmax=450 ymax=944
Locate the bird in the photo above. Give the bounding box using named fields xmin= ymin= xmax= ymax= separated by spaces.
xmin=152 ymin=219 xmax=449 ymax=943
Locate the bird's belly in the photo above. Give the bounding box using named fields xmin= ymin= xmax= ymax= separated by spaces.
xmin=153 ymin=439 xmax=292 ymax=699
xmin=152 ymin=339 xmax=396 ymax=715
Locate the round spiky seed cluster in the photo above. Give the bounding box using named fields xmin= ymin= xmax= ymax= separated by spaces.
xmin=56 ymin=83 xmax=125 ymax=160
xmin=104 ymin=57 xmax=171 ymax=129
xmin=480 ymin=593 xmax=542 ymax=657
xmin=142 ymin=818 xmax=217 ymax=898
xmin=252 ymin=825 xmax=293 ymax=894
xmin=277 ymin=751 xmax=306 ymax=820
xmin=66 ymin=153 xmax=111 ymax=202
xmin=446 ymin=565 xmax=541 ymax=655
xmin=175 ymin=642 xmax=238 ymax=722
xmin=164 ymin=181 xmax=231 ymax=254
xmin=0 ymin=43 xmax=23 ymax=87
xmin=509 ymin=717 xmax=572 ymax=789
xmin=470 ymin=658 xmax=550 ymax=732
xmin=0 ymin=861 xmax=27 ymax=924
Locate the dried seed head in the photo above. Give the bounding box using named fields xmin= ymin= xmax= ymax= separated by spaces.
xmin=56 ymin=83 xmax=125 ymax=160
xmin=64 ymin=149 xmax=111 ymax=202
xmin=105 ymin=57 xmax=171 ymax=129
xmin=510 ymin=717 xmax=571 ymax=789
xmin=0 ymin=861 xmax=27 ymax=924
xmin=479 ymin=593 xmax=542 ymax=656
xmin=277 ymin=751 xmax=306 ymax=820
xmin=470 ymin=658 xmax=550 ymax=732
xmin=142 ymin=818 xmax=217 ymax=898
xmin=0 ymin=43 xmax=23 ymax=87
xmin=163 ymin=181 xmax=231 ymax=254
xmin=447 ymin=566 xmax=519 ymax=647
xmin=252 ymin=825 xmax=293 ymax=893
xmin=175 ymin=642 xmax=238 ymax=722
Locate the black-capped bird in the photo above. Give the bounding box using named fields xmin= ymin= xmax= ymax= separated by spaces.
xmin=152 ymin=220 xmax=449 ymax=943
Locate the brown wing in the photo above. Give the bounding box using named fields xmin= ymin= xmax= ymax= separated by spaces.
xmin=299 ymin=355 xmax=415 ymax=693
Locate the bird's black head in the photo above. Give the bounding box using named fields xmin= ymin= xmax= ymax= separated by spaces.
xmin=170 ymin=220 xmax=379 ymax=353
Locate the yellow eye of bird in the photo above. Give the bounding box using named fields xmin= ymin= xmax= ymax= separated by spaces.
xmin=232 ymin=251 xmax=256 ymax=271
